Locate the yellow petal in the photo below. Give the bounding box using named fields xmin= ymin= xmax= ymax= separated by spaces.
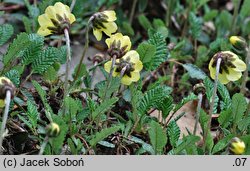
xmin=102 ymin=22 xmax=117 ymax=36
xmin=102 ymin=10 xmax=116 ymax=21
xmin=209 ymin=66 xmax=216 ymax=80
xmin=93 ymin=28 xmax=102 ymax=41
xmin=113 ymin=70 xmax=119 ymax=77
xmin=130 ymin=72 xmax=140 ymax=82
xmin=123 ymin=50 xmax=139 ymax=61
xmin=218 ymin=72 xmax=230 ymax=84
xmin=232 ymin=58 xmax=246 ymax=71
xmin=226 ymin=68 xmax=242 ymax=81
xmin=0 ymin=99 xmax=5 ymax=108
xmin=134 ymin=60 xmax=143 ymax=72
xmin=121 ymin=75 xmax=132 ymax=85
xmin=54 ymin=2 xmax=67 ymax=17
xmin=104 ymin=61 xmax=112 ymax=73
xmin=69 ymin=13 xmax=76 ymax=24
xmin=208 ymin=58 xmax=214 ymax=71
xmin=38 ymin=14 xmax=54 ymax=27
xmin=45 ymin=6 xmax=57 ymax=20
xmin=37 ymin=27 xmax=52 ymax=36
xmin=105 ymin=33 xmax=131 ymax=51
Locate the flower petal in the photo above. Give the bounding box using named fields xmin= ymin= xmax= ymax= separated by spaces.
xmin=93 ymin=28 xmax=102 ymax=41
xmin=102 ymin=10 xmax=116 ymax=21
xmin=45 ymin=6 xmax=57 ymax=20
xmin=104 ymin=61 xmax=112 ymax=73
xmin=232 ymin=58 xmax=246 ymax=71
xmin=123 ymin=50 xmax=139 ymax=61
xmin=226 ymin=68 xmax=242 ymax=81
xmin=102 ymin=22 xmax=117 ymax=36
xmin=69 ymin=13 xmax=76 ymax=24
xmin=218 ymin=72 xmax=230 ymax=84
xmin=121 ymin=75 xmax=132 ymax=85
xmin=130 ymin=72 xmax=140 ymax=82
xmin=38 ymin=14 xmax=54 ymax=27
xmin=134 ymin=60 xmax=143 ymax=72
xmin=37 ymin=27 xmax=52 ymax=36
xmin=0 ymin=99 xmax=5 ymax=108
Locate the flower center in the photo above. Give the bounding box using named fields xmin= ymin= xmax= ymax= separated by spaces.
xmin=47 ymin=13 xmax=71 ymax=34
xmin=108 ymin=40 xmax=128 ymax=59
xmin=212 ymin=52 xmax=236 ymax=74
xmin=115 ymin=57 xmax=135 ymax=77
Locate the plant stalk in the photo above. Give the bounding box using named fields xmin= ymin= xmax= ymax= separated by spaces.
xmin=73 ymin=19 xmax=92 ymax=82
xmin=129 ymin=0 xmax=138 ymax=25
xmin=230 ymin=0 xmax=242 ymax=35
xmin=203 ymin=57 xmax=222 ymax=151
xmin=62 ymin=28 xmax=71 ymax=117
xmin=240 ymin=47 xmax=250 ymax=94
xmin=193 ymin=93 xmax=203 ymax=135
xmin=39 ymin=136 xmax=49 ymax=155
xmin=0 ymin=90 xmax=11 ymax=154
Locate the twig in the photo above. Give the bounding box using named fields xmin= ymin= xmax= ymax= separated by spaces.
xmin=0 ymin=90 xmax=11 ymax=154
xmin=129 ymin=0 xmax=138 ymax=25
xmin=240 ymin=47 xmax=250 ymax=94
xmin=193 ymin=93 xmax=203 ymax=135
xmin=203 ymin=57 xmax=222 ymax=152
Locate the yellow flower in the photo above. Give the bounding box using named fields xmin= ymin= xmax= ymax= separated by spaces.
xmin=229 ymin=36 xmax=247 ymax=51
xmin=229 ymin=137 xmax=245 ymax=155
xmin=106 ymin=33 xmax=131 ymax=58
xmin=0 ymin=77 xmax=16 ymax=108
xmin=208 ymin=51 xmax=246 ymax=84
xmin=37 ymin=2 xmax=76 ymax=36
xmin=104 ymin=50 xmax=143 ymax=85
xmin=92 ymin=10 xmax=118 ymax=41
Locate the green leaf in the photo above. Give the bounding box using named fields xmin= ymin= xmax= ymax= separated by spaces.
xmin=174 ymin=93 xmax=197 ymax=112
xmin=22 ymin=16 xmax=32 ymax=34
xmin=130 ymin=136 xmax=154 ymax=154
xmin=218 ymin=82 xmax=231 ymax=111
xmin=0 ymin=24 xmax=14 ymax=46
xmin=97 ymin=77 xmax=120 ymax=100
xmin=32 ymin=47 xmax=58 ymax=74
xmin=232 ymin=93 xmax=247 ymax=124
xmin=138 ymin=0 xmax=148 ymax=12
xmin=136 ymin=42 xmax=156 ymax=64
xmin=145 ymin=30 xmax=168 ymax=70
xmin=89 ymin=125 xmax=122 ymax=147
xmin=98 ymin=141 xmax=115 ymax=148
xmin=157 ymin=96 xmax=174 ymax=119
xmin=92 ymin=97 xmax=118 ymax=120
xmin=212 ymin=134 xmax=234 ymax=154
xmin=182 ymin=63 xmax=206 ymax=80
xmin=148 ymin=120 xmax=167 ymax=154
xmin=173 ymin=135 xmax=200 ymax=154
xmin=138 ymin=14 xmax=152 ymax=31
xmin=3 ymin=32 xmax=31 ymax=65
xmin=43 ymin=66 xmax=57 ymax=82
xmin=26 ymin=100 xmax=39 ymax=129
xmin=22 ymin=34 xmax=44 ymax=65
xmin=138 ymin=86 xmax=172 ymax=116
xmin=50 ymin=114 xmax=68 ymax=154
xmin=204 ymin=77 xmax=219 ymax=113
xmin=167 ymin=120 xmax=180 ymax=148
xmin=122 ymin=21 xmax=135 ymax=36
xmin=4 ymin=69 xmax=20 ymax=86
xmin=218 ymin=109 xmax=232 ymax=128
xmin=240 ymin=0 xmax=250 ymax=18
xmin=189 ymin=12 xmax=202 ymax=39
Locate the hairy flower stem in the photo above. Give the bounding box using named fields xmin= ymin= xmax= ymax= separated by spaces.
xmin=39 ymin=136 xmax=49 ymax=155
xmin=193 ymin=93 xmax=203 ymax=135
xmin=74 ymin=20 xmax=91 ymax=82
xmin=129 ymin=0 xmax=138 ymax=25
xmin=240 ymin=47 xmax=250 ymax=94
xmin=102 ymin=55 xmax=117 ymax=100
xmin=0 ymin=90 xmax=11 ymax=154
xmin=203 ymin=57 xmax=222 ymax=152
xmin=62 ymin=28 xmax=71 ymax=124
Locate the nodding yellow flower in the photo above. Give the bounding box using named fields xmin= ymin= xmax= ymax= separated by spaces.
xmin=106 ymin=33 xmax=131 ymax=59
xmin=229 ymin=137 xmax=245 ymax=155
xmin=208 ymin=51 xmax=246 ymax=84
xmin=37 ymin=2 xmax=76 ymax=36
xmin=91 ymin=10 xmax=118 ymax=41
xmin=229 ymin=36 xmax=247 ymax=51
xmin=104 ymin=50 xmax=143 ymax=85
xmin=0 ymin=77 xmax=16 ymax=108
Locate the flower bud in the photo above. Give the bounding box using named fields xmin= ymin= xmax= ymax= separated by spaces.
xmin=229 ymin=137 xmax=245 ymax=155
xmin=0 ymin=77 xmax=16 ymax=108
xmin=229 ymin=36 xmax=247 ymax=51
xmin=193 ymin=83 xmax=206 ymax=95
xmin=46 ymin=122 xmax=60 ymax=137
